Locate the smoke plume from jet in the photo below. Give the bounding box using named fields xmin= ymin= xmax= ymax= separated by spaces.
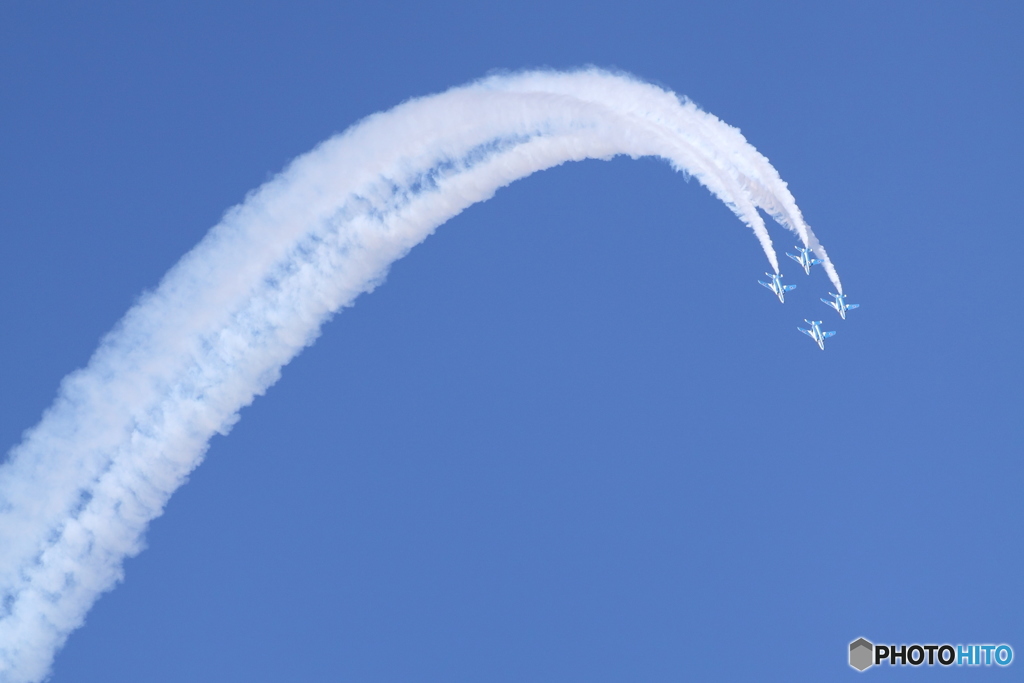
xmin=0 ymin=69 xmax=841 ymax=682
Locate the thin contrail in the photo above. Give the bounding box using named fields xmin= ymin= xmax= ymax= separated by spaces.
xmin=0 ymin=68 xmax=840 ymax=682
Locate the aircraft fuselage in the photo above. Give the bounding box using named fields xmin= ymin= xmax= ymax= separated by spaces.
xmin=798 ymin=319 xmax=835 ymax=350
xmin=787 ymin=247 xmax=823 ymax=276
xmin=821 ymin=292 xmax=859 ymax=320
xmin=758 ymin=272 xmax=795 ymax=303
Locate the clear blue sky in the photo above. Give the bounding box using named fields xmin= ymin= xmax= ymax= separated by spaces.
xmin=1 ymin=1 xmax=1021 ymax=680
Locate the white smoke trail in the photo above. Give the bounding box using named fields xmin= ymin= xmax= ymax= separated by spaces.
xmin=0 ymin=68 xmax=840 ymax=682
xmin=489 ymin=71 xmax=843 ymax=290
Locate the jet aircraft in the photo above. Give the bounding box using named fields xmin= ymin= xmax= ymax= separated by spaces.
xmin=798 ymin=319 xmax=836 ymax=350
xmin=758 ymin=272 xmax=796 ymax=303
xmin=786 ymin=246 xmax=824 ymax=275
xmin=821 ymin=292 xmax=860 ymax=319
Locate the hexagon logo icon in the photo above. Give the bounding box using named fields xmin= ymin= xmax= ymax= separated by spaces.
xmin=849 ymin=638 xmax=874 ymax=671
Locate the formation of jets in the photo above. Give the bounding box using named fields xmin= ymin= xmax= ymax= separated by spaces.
xmin=758 ymin=246 xmax=859 ymax=350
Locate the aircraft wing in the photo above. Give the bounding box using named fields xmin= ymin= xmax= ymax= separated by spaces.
xmin=811 ymin=258 xmax=824 ymax=265
xmin=847 ymin=303 xmax=860 ymax=310
xmin=822 ymin=331 xmax=836 ymax=339
xmin=821 ymin=297 xmax=838 ymax=309
xmin=758 ymin=280 xmax=773 ymax=290
xmin=784 ymin=285 xmax=797 ymax=292
xmin=786 ymin=253 xmax=801 ymax=263
xmin=798 ymin=327 xmax=815 ymax=338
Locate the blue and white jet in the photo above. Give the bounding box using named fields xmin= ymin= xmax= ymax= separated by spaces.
xmin=821 ymin=292 xmax=860 ymax=319
xmin=786 ymin=246 xmax=824 ymax=275
xmin=758 ymin=272 xmax=796 ymax=303
xmin=798 ymin=319 xmax=836 ymax=350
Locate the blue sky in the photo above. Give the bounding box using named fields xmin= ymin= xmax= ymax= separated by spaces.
xmin=1 ymin=1 xmax=1021 ymax=681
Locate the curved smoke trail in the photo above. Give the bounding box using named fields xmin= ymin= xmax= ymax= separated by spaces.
xmin=0 ymin=68 xmax=840 ymax=682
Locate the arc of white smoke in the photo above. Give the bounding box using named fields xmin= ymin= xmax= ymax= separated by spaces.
xmin=0 ymin=68 xmax=840 ymax=683
xmin=488 ymin=70 xmax=842 ymax=290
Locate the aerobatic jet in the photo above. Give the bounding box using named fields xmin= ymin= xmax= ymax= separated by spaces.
xmin=786 ymin=246 xmax=824 ymax=275
xmin=798 ymin=319 xmax=836 ymax=350
xmin=821 ymin=292 xmax=860 ymax=319
xmin=758 ymin=272 xmax=796 ymax=303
